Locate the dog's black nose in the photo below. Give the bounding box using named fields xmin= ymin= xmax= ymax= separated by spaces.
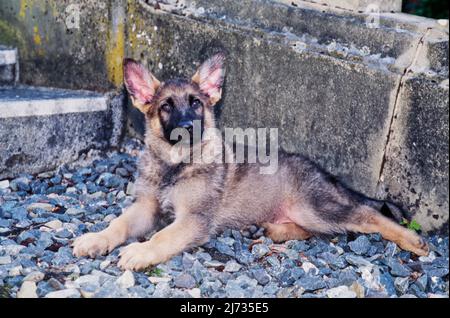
xmin=178 ymin=120 xmax=194 ymax=131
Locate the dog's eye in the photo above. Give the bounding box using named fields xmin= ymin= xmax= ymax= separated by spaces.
xmin=161 ymin=103 xmax=172 ymax=112
xmin=191 ymin=98 xmax=202 ymax=110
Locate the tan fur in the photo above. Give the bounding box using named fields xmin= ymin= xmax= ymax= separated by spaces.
xmin=263 ymin=222 xmax=312 ymax=242
xmin=72 ymin=55 xmax=429 ymax=271
xmin=345 ymin=207 xmax=429 ymax=256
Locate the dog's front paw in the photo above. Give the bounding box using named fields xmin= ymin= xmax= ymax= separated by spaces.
xmin=118 ymin=242 xmax=159 ymax=271
xmin=72 ymin=233 xmax=112 ymax=258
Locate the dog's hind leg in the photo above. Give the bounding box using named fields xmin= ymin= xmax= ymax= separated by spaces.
xmin=343 ymin=206 xmax=429 ymax=256
xmin=262 ymin=222 xmax=312 ymax=242
xmin=284 ymin=200 xmax=429 ymax=256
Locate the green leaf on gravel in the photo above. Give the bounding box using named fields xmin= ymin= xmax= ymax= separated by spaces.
xmin=408 ymin=220 xmax=422 ymax=232
xmin=400 ymin=218 xmax=422 ymax=232
xmin=146 ymin=267 xmax=164 ymax=277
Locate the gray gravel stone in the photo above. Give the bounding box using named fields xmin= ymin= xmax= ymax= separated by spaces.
xmin=251 ymin=268 xmax=271 ymax=286
xmin=251 ymin=244 xmax=271 ymax=258
xmin=345 ymin=254 xmax=372 ymax=267
xmin=153 ymin=282 xmax=172 ymax=298
xmin=174 ymin=273 xmax=196 ymax=289
xmin=416 ymin=274 xmax=428 ymax=291
xmin=384 ymin=242 xmax=398 ymax=257
xmin=387 ymin=259 xmax=411 ymax=277
xmin=394 ymin=277 xmax=410 ymax=294
xmin=348 ymin=236 xmax=371 ymax=255
xmin=296 ymin=275 xmax=327 ymax=292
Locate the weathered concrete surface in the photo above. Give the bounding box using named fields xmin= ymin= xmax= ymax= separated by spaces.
xmin=124 ymin=0 xmax=449 ymax=233
xmin=374 ymin=25 xmax=449 ymax=233
xmin=0 ymin=87 xmax=126 ymax=179
xmin=378 ymin=76 xmax=449 ymax=234
xmin=0 ymin=46 xmax=18 ymax=85
xmin=0 ymin=0 xmax=126 ymax=91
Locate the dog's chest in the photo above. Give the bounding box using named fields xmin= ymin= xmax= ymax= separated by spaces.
xmin=156 ymin=163 xmax=187 ymax=215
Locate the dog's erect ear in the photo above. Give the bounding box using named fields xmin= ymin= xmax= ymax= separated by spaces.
xmin=192 ymin=53 xmax=226 ymax=106
xmin=123 ymin=58 xmax=161 ymax=114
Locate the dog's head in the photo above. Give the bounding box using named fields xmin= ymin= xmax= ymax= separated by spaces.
xmin=123 ymin=54 xmax=226 ymax=145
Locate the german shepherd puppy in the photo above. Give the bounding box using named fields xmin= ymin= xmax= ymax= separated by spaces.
xmin=73 ymin=53 xmax=429 ymax=271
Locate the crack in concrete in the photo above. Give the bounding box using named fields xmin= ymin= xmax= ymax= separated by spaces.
xmin=375 ymin=27 xmax=433 ymax=193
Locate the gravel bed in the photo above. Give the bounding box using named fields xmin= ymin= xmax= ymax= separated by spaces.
xmin=0 ymin=139 xmax=448 ymax=298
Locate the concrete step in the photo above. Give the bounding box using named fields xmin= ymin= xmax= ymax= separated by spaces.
xmin=0 ymin=86 xmax=125 ymax=179
xmin=0 ymin=46 xmax=19 ymax=86
xmin=151 ymin=0 xmax=448 ymax=74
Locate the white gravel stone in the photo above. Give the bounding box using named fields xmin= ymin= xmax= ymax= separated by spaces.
xmin=44 ymin=220 xmax=63 ymax=230
xmin=148 ymin=276 xmax=172 ymax=284
xmin=116 ymin=270 xmax=135 ymax=289
xmin=350 ymin=282 xmax=365 ymax=298
xmin=23 ymin=271 xmax=45 ymax=283
xmin=326 ymin=286 xmax=357 ymax=298
xmin=100 ymin=260 xmax=111 ymax=270
xmin=126 ymin=182 xmax=136 ymax=196
xmin=17 ymin=281 xmax=38 ymax=298
xmin=1 ymin=245 xmax=26 ymax=256
xmin=301 ymin=262 xmax=319 ymax=275
xmin=203 ymin=260 xmax=225 ymax=268
xmin=66 ymin=187 xmax=78 ymax=194
xmin=38 ymin=172 xmax=53 ymax=178
xmin=428 ymin=293 xmax=448 ymax=298
xmin=224 ymin=260 xmax=242 ymax=272
xmin=27 ymin=203 xmax=54 ymax=212
xmin=187 ymin=288 xmax=201 ymax=298
xmin=117 ymin=191 xmax=126 ymax=200
xmin=9 ymin=265 xmax=23 ymax=276
xmin=64 ymin=280 xmax=79 ymax=289
xmin=400 ymin=294 xmax=418 ymax=298
xmin=90 ymin=192 xmax=105 ymax=200
xmin=419 ymin=251 xmax=436 ymax=263
xmin=66 ymin=208 xmax=84 ymax=216
xmin=0 ymin=255 xmax=12 ymax=265
xmin=64 ymin=264 xmax=81 ymax=274
xmin=335 ymin=245 xmax=344 ymax=255
xmin=360 ymin=266 xmax=380 ymax=290
xmin=75 ymin=275 xmax=101 ymax=287
xmin=0 ymin=180 xmax=10 ymax=189
xmin=80 ymin=287 xmax=97 ymax=299
xmin=45 ymin=289 xmax=81 ymax=298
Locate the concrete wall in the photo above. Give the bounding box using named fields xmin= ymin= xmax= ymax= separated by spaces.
xmin=0 ymin=0 xmax=126 ymax=91
xmin=0 ymin=0 xmax=448 ymax=233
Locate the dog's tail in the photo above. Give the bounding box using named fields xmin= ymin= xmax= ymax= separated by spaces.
xmin=359 ymin=196 xmax=408 ymax=224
